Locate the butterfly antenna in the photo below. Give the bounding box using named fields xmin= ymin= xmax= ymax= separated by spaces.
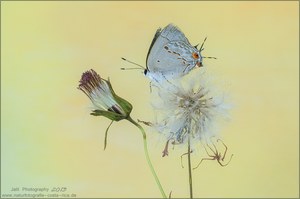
xmin=120 ymin=67 xmax=144 ymax=70
xmin=121 ymin=57 xmax=145 ymax=70
xmin=198 ymin=37 xmax=217 ymax=59
xmin=199 ymin=37 xmax=207 ymax=52
xmin=202 ymin=56 xmax=217 ymax=59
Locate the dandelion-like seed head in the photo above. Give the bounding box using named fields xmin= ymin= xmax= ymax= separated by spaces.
xmin=152 ymin=70 xmax=229 ymax=146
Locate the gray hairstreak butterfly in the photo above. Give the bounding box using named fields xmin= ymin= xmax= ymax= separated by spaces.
xmin=122 ymin=23 xmax=216 ymax=82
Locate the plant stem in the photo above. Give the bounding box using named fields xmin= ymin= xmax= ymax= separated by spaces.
xmin=127 ymin=117 xmax=167 ymax=198
xmin=187 ymin=137 xmax=193 ymax=199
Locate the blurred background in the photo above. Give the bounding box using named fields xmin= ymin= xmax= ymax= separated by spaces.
xmin=1 ymin=1 xmax=298 ymax=198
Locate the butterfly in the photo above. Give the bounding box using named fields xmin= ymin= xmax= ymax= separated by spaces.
xmin=122 ymin=23 xmax=215 ymax=82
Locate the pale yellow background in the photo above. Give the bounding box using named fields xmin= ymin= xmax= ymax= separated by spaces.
xmin=1 ymin=1 xmax=299 ymax=198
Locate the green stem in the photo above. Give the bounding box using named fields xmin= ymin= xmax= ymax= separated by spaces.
xmin=127 ymin=117 xmax=167 ymax=198
xmin=187 ymin=137 xmax=193 ymax=199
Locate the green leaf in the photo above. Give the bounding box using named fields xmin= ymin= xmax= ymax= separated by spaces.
xmin=115 ymin=95 xmax=133 ymax=115
xmin=104 ymin=120 xmax=114 ymax=150
xmin=90 ymin=110 xmax=125 ymax=121
xmin=104 ymin=78 xmax=133 ymax=116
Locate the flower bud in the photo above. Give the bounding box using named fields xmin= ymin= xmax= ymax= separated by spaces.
xmin=78 ymin=69 xmax=132 ymax=121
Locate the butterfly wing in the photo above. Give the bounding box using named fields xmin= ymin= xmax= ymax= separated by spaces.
xmin=160 ymin=23 xmax=189 ymax=43
xmin=146 ymin=27 xmax=162 ymax=66
xmin=147 ymin=24 xmax=199 ymax=76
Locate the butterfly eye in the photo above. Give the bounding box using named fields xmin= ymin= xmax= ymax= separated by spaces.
xmin=192 ymin=52 xmax=199 ymax=59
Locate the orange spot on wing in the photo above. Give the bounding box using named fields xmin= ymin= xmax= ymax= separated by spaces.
xmin=192 ymin=52 xmax=199 ymax=59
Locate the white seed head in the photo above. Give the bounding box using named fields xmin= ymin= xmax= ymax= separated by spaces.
xmin=151 ymin=69 xmax=230 ymax=146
